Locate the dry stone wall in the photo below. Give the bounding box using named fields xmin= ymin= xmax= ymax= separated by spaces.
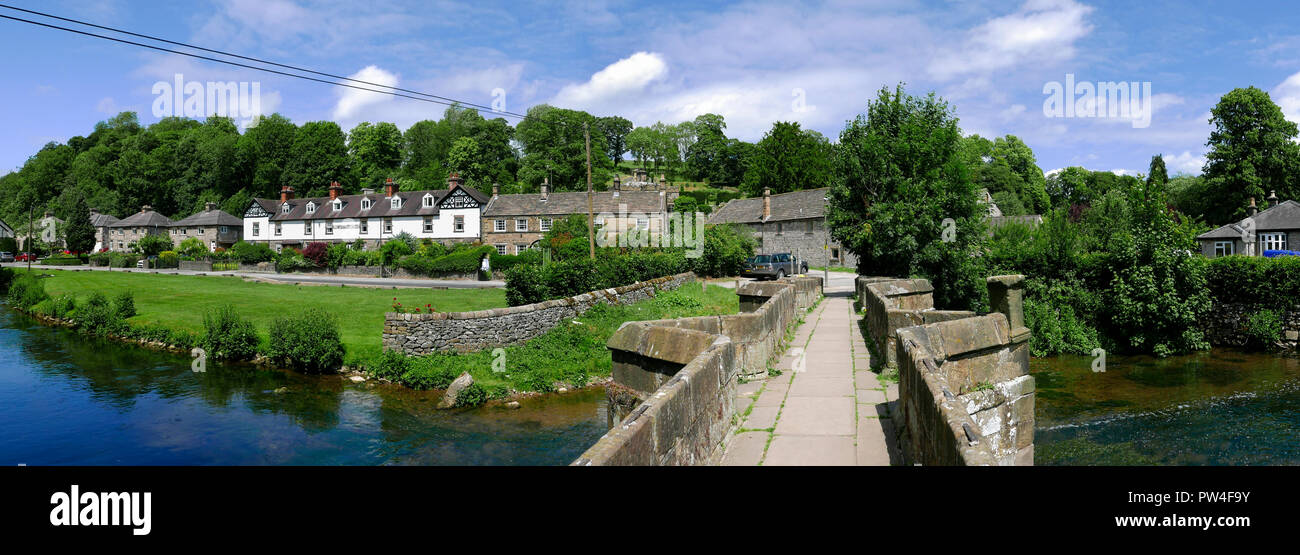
xmin=383 ymin=272 xmax=696 ymax=354
xmin=1202 ymin=302 xmax=1300 ymax=351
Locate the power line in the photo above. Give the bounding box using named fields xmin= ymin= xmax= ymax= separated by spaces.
xmin=0 ymin=3 xmax=531 ymax=119
xmin=0 ymin=6 xmax=532 ymax=120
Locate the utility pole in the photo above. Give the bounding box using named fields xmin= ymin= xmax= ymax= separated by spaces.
xmin=584 ymin=121 xmax=595 ymax=259
xmin=27 ymin=204 xmax=33 ymax=273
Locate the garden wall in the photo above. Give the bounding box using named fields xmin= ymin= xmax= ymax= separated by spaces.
xmin=1201 ymin=302 xmax=1300 ymax=351
xmin=179 ymin=261 xmax=212 ymax=272
xmin=383 ymin=272 xmax=697 ymax=354
xmin=892 ymin=275 xmax=1034 ymax=466
xmin=574 ymin=276 xmax=822 ymax=466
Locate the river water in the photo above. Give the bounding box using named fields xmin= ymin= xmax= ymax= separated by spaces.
xmin=1033 ymin=349 xmax=1300 ymax=465
xmin=0 ymin=307 xmax=610 ymax=465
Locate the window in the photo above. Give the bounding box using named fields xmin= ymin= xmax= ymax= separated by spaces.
xmin=540 ymin=218 xmax=552 ymax=232
xmin=423 ymin=194 xmax=435 ymax=208
xmin=423 ymin=216 xmax=434 ymax=233
xmin=454 ymin=215 xmax=465 ymax=233
xmin=1214 ymin=241 xmax=1235 ymax=257
xmin=219 ymin=226 xmax=229 ymax=234
xmin=1260 ymin=232 xmax=1288 ymax=253
xmin=325 ymin=221 xmax=334 ymax=235
xmin=275 ymin=222 xmax=282 ymax=236
xmin=282 ymin=204 xmax=290 ymax=214
xmin=306 ymin=203 xmax=316 ymax=215
xmin=391 ymin=197 xmax=402 ymax=210
xmin=332 ymin=200 xmax=342 ymax=211
xmin=494 ymin=219 xmax=506 ymax=232
xmin=516 ymin=218 xmax=528 ymax=232
xmin=304 ymin=222 xmax=313 ymax=235
xmin=360 ymin=219 xmax=368 ymax=234
xmin=495 ymin=244 xmax=508 ymax=255
xmin=637 ymin=217 xmax=650 ymax=231
xmin=831 ymin=248 xmax=841 ymax=261
xmin=384 ymin=218 xmax=393 ymax=233
xmin=516 ymin=244 xmax=529 ymax=254
xmin=361 ymin=198 xmax=372 ymax=210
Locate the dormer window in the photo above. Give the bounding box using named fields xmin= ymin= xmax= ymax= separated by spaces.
xmin=332 ymin=200 xmax=342 ymax=211
xmin=361 ymin=198 xmax=372 ymax=210
xmin=391 ymin=197 xmax=402 ymax=210
xmin=305 ymin=202 xmax=316 ymax=215
xmin=281 ymin=203 xmax=291 ymax=214
xmin=422 ymin=194 xmax=435 ymax=208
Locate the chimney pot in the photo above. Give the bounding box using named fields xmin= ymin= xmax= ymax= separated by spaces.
xmin=329 ymin=181 xmax=343 ymax=201
xmin=447 ymin=172 xmax=464 ymax=191
xmin=1268 ymin=190 xmax=1279 ymax=207
xmin=541 ymin=178 xmax=549 ymax=201
xmin=763 ymin=187 xmax=771 ymax=220
xmin=1249 ymin=197 xmax=1258 ymax=217
xmin=204 ymin=202 xmax=217 ymax=212
xmin=492 ymin=183 xmax=500 ymax=198
xmin=281 ymin=185 xmax=295 ymax=203
xmin=384 ymin=177 xmax=398 ymax=198
xmin=141 ymin=205 xmax=152 ymax=213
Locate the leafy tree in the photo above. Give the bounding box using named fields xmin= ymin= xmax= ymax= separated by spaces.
xmin=62 ymin=194 xmax=96 ymax=254
xmin=284 ymin=121 xmax=350 ymax=196
xmin=235 ymin=113 xmax=296 ymax=198
xmin=348 ymin=121 xmax=404 ymax=187
xmin=515 ymin=105 xmax=612 ymax=191
xmin=595 ymin=116 xmax=633 ymax=162
xmin=135 ymin=234 xmax=174 ymax=257
xmin=1202 ymin=86 xmax=1300 ymax=224
xmin=742 ymin=121 xmax=834 ymax=196
xmin=826 ymin=84 xmax=986 ymax=311
xmin=1146 ymin=154 xmax=1168 ymax=192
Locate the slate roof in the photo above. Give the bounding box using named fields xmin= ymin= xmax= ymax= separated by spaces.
xmin=89 ymin=212 xmax=120 ymax=227
xmin=482 ymin=190 xmax=666 ymax=217
xmin=252 ymin=185 xmax=489 ymax=221
xmin=110 ymin=209 xmax=173 ymax=228
xmin=1197 ymin=199 xmax=1300 ymax=240
xmin=707 ymin=188 xmax=830 ymax=225
xmin=172 ymin=207 xmax=243 ymax=227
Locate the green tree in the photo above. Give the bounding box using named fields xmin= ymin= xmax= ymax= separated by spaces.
xmin=826 ymin=84 xmax=986 ymax=310
xmin=1202 ymin=86 xmax=1300 ymax=224
xmin=62 ymin=194 xmax=96 ymax=254
xmin=515 ymin=105 xmax=612 ymax=191
xmin=595 ymin=116 xmax=633 ymax=163
xmin=235 ymin=113 xmax=297 ymax=199
xmin=1146 ymin=154 xmax=1168 ymax=192
xmin=348 ymin=121 xmax=404 ymax=187
xmin=742 ymin=121 xmax=834 ymax=196
xmin=284 ymin=121 xmax=350 ymax=196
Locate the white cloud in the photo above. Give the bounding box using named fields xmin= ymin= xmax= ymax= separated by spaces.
xmin=332 ymin=65 xmax=400 ymax=120
xmin=552 ymin=52 xmax=669 ymax=108
xmin=1164 ymin=151 xmax=1205 ymax=175
xmin=1272 ymin=70 xmax=1300 ymax=127
xmin=929 ymin=0 xmax=1095 ymax=80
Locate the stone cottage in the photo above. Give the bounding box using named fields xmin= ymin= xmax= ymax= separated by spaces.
xmin=169 ymin=202 xmax=243 ymax=251
xmin=89 ymin=209 xmax=120 ymax=252
xmin=479 ymin=179 xmax=671 ymax=255
xmin=106 ymin=205 xmax=172 ymax=252
xmin=1197 ymin=192 xmax=1299 ymax=257
xmin=707 ymin=187 xmax=856 ymax=268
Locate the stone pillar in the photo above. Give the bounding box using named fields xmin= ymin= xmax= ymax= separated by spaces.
xmin=986 ymin=275 xmax=1028 ymax=339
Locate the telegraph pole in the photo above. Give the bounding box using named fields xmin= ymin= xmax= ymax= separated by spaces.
xmin=584 ymin=121 xmax=595 ymax=259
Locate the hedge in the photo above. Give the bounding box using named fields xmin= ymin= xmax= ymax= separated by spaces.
xmin=397 ymin=245 xmax=493 ymax=276
xmin=489 ymin=249 xmax=542 ymax=273
xmin=1205 ymin=255 xmax=1300 ymax=309
xmin=504 ymin=250 xmax=690 ymax=306
xmin=41 ymin=255 xmax=84 ymax=266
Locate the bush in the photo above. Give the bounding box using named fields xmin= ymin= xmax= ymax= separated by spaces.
xmin=34 ymin=294 xmax=77 ymax=319
xmin=135 ymin=234 xmax=174 ymax=257
xmin=265 ymin=308 xmax=345 ymax=373
xmin=397 ymin=246 xmax=493 ymax=276
xmin=504 ymin=250 xmax=692 ymax=306
xmin=114 ymin=290 xmax=136 ymax=319
xmin=6 ymin=273 xmax=48 ymax=310
xmin=41 ymin=255 xmax=83 ymax=266
xmin=504 ymin=264 xmax=550 ymax=306
xmin=301 ymin=242 xmax=328 ymax=268
xmin=367 ymin=349 xmax=411 ymax=380
xmin=229 ymin=241 xmax=275 ymax=264
xmin=455 ymin=383 xmax=487 ymax=407
xmin=201 ymin=305 xmax=260 ymax=361
xmin=156 ymin=251 xmax=180 ymax=268
xmin=77 ymin=292 xmax=124 ymax=336
xmin=489 ymin=249 xmax=541 ymax=273
xmin=177 ymin=237 xmax=209 ymax=258
xmin=380 ymin=239 xmax=413 ymax=265
xmin=691 ymin=224 xmax=755 ymax=277
xmin=1243 ymin=309 xmax=1284 ymax=349
xmin=1206 ymin=255 xmax=1300 ymax=310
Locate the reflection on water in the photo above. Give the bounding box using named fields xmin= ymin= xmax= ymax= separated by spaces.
xmin=1033 ymin=349 xmax=1300 ymax=465
xmin=0 ymin=308 xmax=609 ymax=465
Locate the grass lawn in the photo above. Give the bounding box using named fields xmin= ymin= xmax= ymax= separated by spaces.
xmin=21 ymin=269 xmax=507 ymax=361
xmin=371 ymin=280 xmax=739 ymax=397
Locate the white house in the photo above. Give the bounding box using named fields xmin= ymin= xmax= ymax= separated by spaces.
xmin=243 ymin=173 xmax=488 ymax=250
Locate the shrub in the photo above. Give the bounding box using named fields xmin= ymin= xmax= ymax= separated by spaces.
xmin=201 ymin=305 xmax=260 ymax=361
xmin=265 ymin=308 xmax=345 ymax=373
xmin=77 ymin=292 xmax=124 ymax=336
xmin=177 ymin=237 xmax=209 ymax=258
xmin=6 ymin=273 xmax=49 ymax=310
xmin=504 ymin=250 xmax=692 ymax=306
xmin=397 ymin=246 xmax=493 ymax=276
xmin=1243 ymin=309 xmax=1284 ymax=349
xmin=301 ymin=242 xmax=328 ymax=268
xmin=489 ymin=249 xmax=541 ymax=273
xmin=156 ymin=251 xmax=180 ymax=268
xmin=504 ymin=264 xmax=550 ymax=306
xmin=367 ymin=349 xmax=411 ymax=380
xmin=455 ymin=383 xmax=487 ymax=407
xmin=114 ymin=290 xmax=136 ymax=319
xmin=1206 ymin=255 xmax=1300 ymax=310
xmin=230 ymin=241 xmax=276 ymax=264
xmin=380 ymin=239 xmax=413 ymax=265
xmin=41 ymin=254 xmax=83 ymax=266
xmin=135 ymin=234 xmax=174 ymax=257
xmin=691 ymin=224 xmax=755 ymax=278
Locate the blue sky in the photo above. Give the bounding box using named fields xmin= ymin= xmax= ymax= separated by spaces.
xmin=4 ymin=0 xmax=1300 ymax=178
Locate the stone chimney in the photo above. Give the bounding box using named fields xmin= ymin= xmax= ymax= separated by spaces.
xmin=204 ymin=202 xmax=218 ymax=212
xmin=491 ymin=183 xmax=499 ymax=198
xmin=141 ymin=205 xmax=153 ymax=213
xmin=613 ymin=176 xmax=621 ymax=191
xmin=540 ymin=178 xmax=549 ymax=201
xmin=763 ymin=187 xmax=771 ymax=220
xmin=447 ymin=172 xmax=464 ymax=191
xmin=1267 ymin=190 xmax=1279 ymax=208
xmin=281 ymin=186 xmax=295 ymax=203
xmin=1249 ymin=197 xmax=1258 ymax=217
xmin=384 ymin=177 xmax=398 ymax=198
xmin=361 ymin=188 xmax=375 ymax=196
xmin=328 ymin=181 xmax=343 ymax=201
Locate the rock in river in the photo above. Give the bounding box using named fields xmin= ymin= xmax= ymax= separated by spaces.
xmin=437 ymin=372 xmax=474 ymax=409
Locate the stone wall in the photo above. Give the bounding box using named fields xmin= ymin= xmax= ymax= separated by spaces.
xmin=383 ymin=272 xmax=697 ymax=354
xmin=574 ymin=276 xmax=822 ymax=465
xmin=1201 ymin=302 xmax=1300 ymax=351
xmin=857 ymin=276 xmax=975 ymax=368
xmin=179 ymin=261 xmax=212 ymax=272
xmin=748 ymin=219 xmax=857 ymax=268
xmin=892 ymin=275 xmax=1034 ymax=466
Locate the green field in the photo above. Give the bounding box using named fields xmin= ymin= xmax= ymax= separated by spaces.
xmin=21 ymin=269 xmax=507 ymax=360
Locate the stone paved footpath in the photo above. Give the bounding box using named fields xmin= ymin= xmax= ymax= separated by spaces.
xmin=718 ymin=295 xmax=902 ymax=466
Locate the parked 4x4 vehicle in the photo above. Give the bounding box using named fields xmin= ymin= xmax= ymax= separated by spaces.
xmin=0 ymin=252 xmax=14 ymax=263
xmin=741 ymin=253 xmax=807 ymax=280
